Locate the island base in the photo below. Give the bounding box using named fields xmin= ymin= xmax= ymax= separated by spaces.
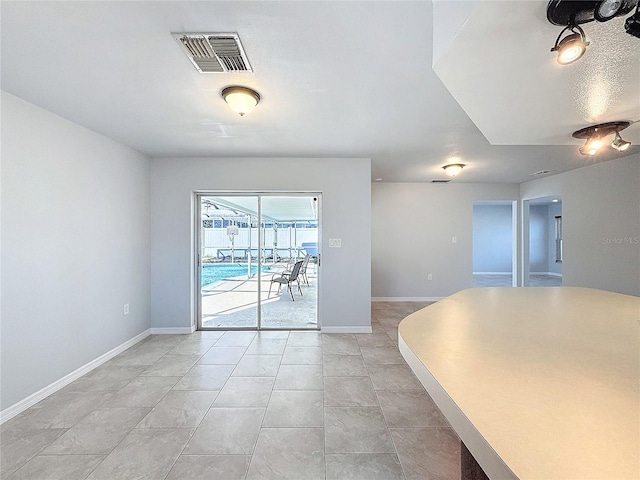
xmin=462 ymin=442 xmax=490 ymax=480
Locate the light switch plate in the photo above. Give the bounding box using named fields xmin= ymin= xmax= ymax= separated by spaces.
xmin=329 ymin=238 xmax=342 ymax=248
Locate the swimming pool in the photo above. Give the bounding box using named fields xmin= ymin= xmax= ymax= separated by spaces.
xmin=201 ymin=263 xmax=271 ymax=287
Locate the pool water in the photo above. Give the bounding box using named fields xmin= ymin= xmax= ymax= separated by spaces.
xmin=201 ymin=263 xmax=270 ymax=287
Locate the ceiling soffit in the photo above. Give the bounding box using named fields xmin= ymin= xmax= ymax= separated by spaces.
xmin=433 ymin=1 xmax=640 ymax=146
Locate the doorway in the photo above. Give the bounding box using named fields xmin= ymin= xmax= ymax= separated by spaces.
xmin=472 ymin=201 xmax=517 ymax=287
xmin=522 ymin=196 xmax=563 ymax=287
xmin=196 ymin=193 xmax=320 ymax=330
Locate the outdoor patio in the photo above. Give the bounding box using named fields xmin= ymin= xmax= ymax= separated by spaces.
xmin=201 ymin=262 xmax=317 ymax=329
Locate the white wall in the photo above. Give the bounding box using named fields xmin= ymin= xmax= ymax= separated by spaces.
xmin=372 ymin=183 xmax=519 ymax=299
xmin=150 ymin=157 xmax=371 ymax=331
xmin=1 ymin=92 xmax=151 ymax=411
xmin=472 ymin=204 xmax=512 ymax=273
xmin=521 ymin=156 xmax=640 ymax=296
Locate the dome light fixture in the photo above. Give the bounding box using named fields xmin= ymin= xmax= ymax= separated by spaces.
xmin=611 ymin=132 xmax=632 ymax=152
xmin=573 ymin=121 xmax=632 ymax=156
xmin=550 ymin=24 xmax=589 ymax=65
xmin=443 ymin=163 xmax=465 ymax=177
xmin=221 ymin=86 xmax=260 ymax=116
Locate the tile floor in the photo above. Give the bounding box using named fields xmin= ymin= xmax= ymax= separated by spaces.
xmin=1 ymin=302 xmax=461 ymax=480
xmin=473 ymin=273 xmax=562 ymax=287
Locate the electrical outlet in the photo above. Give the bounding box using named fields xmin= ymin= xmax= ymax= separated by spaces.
xmin=428 ymin=273 xmax=433 ymax=281
xmin=452 ymin=236 xmax=457 ymax=244
xmin=123 ymin=303 xmax=130 ymax=315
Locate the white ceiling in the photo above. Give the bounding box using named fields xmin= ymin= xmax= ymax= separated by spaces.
xmin=1 ymin=1 xmax=638 ymax=184
xmin=433 ymin=1 xmax=640 ymax=146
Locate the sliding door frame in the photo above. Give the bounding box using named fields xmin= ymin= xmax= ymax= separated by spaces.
xmin=194 ymin=191 xmax=322 ymax=331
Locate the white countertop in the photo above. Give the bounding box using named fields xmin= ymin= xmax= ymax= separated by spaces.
xmin=398 ymin=287 xmax=640 ymax=480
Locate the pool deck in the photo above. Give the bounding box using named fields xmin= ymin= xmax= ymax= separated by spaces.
xmin=201 ymin=261 xmax=317 ymax=329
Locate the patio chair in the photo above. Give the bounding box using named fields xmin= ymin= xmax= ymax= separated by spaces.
xmin=299 ymin=253 xmax=311 ymax=286
xmin=268 ymin=260 xmax=304 ymax=301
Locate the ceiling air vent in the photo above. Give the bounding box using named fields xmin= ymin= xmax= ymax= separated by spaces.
xmin=431 ymin=179 xmax=451 ymax=183
xmin=173 ymin=33 xmax=253 ymax=73
xmin=530 ymin=170 xmax=557 ymax=176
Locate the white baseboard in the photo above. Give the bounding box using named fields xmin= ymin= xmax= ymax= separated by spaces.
xmin=321 ymin=326 xmax=372 ymax=334
xmin=0 ymin=328 xmax=151 ymax=425
xmin=473 ymin=272 xmax=512 ymax=275
xmin=371 ymin=297 xmax=444 ymax=302
xmin=150 ymin=326 xmax=195 ymax=334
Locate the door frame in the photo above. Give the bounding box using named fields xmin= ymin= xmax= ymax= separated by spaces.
xmin=193 ymin=191 xmax=322 ymax=331
xmin=521 ymin=195 xmax=562 ymax=287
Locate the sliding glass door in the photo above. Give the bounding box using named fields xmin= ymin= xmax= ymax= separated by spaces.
xmin=197 ymin=193 xmax=319 ymax=330
xmin=199 ymin=195 xmax=260 ymax=328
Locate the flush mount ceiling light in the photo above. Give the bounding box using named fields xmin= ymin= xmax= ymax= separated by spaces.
xmin=572 ymin=121 xmax=632 ymax=155
xmin=550 ymin=24 xmax=589 ymax=64
xmin=443 ymin=163 xmax=465 ymax=177
xmin=221 ymin=86 xmax=260 ymax=116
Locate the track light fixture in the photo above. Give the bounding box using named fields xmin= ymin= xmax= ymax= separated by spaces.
xmin=579 ymin=137 xmax=602 ymax=156
xmin=595 ymin=0 xmax=625 ymax=21
xmin=611 ymin=132 xmax=632 ymax=152
xmin=572 ymin=121 xmax=632 ymax=156
xmin=579 ymin=138 xmax=603 ymax=156
xmin=546 ymin=0 xmax=639 ymax=62
xmin=550 ymin=24 xmax=589 ymax=65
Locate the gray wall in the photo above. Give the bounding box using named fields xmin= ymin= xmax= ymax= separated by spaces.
xmin=472 ymin=204 xmax=512 ymax=273
xmin=150 ymin=157 xmax=371 ymax=331
xmin=372 ymin=183 xmax=519 ymax=298
xmin=1 ymin=92 xmax=151 ymax=410
xmin=521 ymin=156 xmax=640 ymax=296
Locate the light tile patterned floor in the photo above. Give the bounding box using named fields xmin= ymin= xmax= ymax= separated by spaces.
xmin=473 ymin=273 xmax=562 ymax=287
xmin=1 ymin=302 xmax=461 ymax=480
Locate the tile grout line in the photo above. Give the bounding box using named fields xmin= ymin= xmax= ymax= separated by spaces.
xmin=363 ymin=321 xmax=409 ymax=480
